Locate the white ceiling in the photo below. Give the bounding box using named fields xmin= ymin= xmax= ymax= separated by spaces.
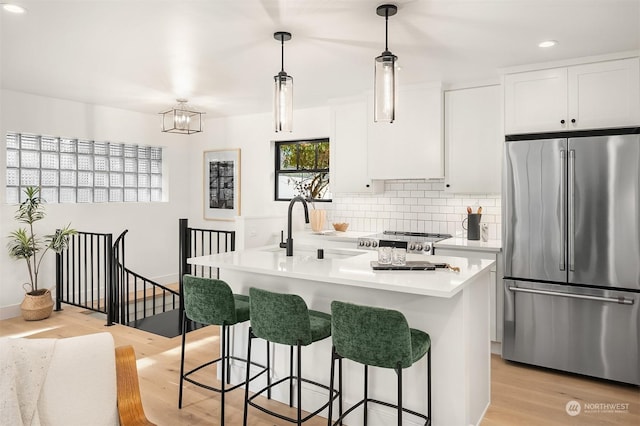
xmin=2 ymin=0 xmax=639 ymax=118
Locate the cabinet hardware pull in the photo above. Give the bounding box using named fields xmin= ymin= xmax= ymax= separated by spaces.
xmin=571 ymin=118 xmax=576 ymax=123
xmin=569 ymin=150 xmax=575 ymax=271
xmin=560 ymin=119 xmax=565 ymax=124
xmin=560 ymin=150 xmax=566 ymax=271
xmin=508 ymin=286 xmax=635 ymax=305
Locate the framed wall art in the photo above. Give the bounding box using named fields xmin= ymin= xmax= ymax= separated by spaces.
xmin=203 ymin=149 xmax=241 ymax=220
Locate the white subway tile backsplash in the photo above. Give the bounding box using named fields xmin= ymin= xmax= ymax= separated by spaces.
xmin=440 ymin=205 xmax=455 ymax=214
xmin=329 ymin=179 xmax=501 ymax=240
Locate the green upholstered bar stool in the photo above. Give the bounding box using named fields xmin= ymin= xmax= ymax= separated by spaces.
xmin=179 ymin=275 xmax=268 ymax=426
xmin=328 ymin=301 xmax=432 ymax=426
xmin=243 ymin=287 xmax=338 ymax=426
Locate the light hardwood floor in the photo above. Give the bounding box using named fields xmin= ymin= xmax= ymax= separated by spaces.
xmin=1 ymin=306 xmax=637 ymax=426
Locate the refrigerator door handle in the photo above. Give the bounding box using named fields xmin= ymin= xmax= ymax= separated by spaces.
xmin=568 ymin=149 xmax=576 ymax=271
xmin=508 ymin=286 xmax=635 ymax=305
xmin=560 ymin=150 xmax=566 ymax=271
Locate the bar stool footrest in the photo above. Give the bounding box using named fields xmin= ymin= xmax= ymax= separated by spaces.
xmin=183 ymin=355 xmax=267 ymax=394
xmin=331 ymin=397 xmax=430 ymax=426
xmin=247 ymin=375 xmax=339 ymax=423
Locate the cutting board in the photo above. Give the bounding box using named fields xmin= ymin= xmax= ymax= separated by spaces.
xmin=370 ymin=261 xmax=447 ymax=271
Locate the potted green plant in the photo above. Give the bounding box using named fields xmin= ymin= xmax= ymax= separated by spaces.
xmin=7 ymin=186 xmax=77 ymax=320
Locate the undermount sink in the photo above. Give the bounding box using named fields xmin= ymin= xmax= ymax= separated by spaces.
xmin=260 ymin=245 xmax=363 ymax=260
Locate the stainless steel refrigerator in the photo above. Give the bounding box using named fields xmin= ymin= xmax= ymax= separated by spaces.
xmin=502 ymin=127 xmax=640 ymax=386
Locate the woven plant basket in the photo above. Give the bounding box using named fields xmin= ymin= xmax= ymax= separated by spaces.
xmin=21 ymin=289 xmax=54 ymax=321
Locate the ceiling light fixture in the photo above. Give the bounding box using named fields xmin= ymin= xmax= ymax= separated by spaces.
xmin=159 ymin=99 xmax=204 ymax=134
xmin=2 ymin=3 xmax=26 ymax=13
xmin=274 ymin=31 xmax=293 ymax=133
xmin=374 ymin=4 xmax=398 ymax=123
xmin=538 ymin=40 xmax=558 ymax=48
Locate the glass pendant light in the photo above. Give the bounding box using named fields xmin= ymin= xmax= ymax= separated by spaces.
xmin=274 ymin=31 xmax=293 ymax=132
xmin=374 ymin=4 xmax=398 ymax=123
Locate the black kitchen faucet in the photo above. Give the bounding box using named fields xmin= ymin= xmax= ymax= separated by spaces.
xmin=279 ymin=195 xmax=309 ymax=256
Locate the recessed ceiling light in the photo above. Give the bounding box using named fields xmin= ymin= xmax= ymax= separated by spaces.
xmin=2 ymin=3 xmax=26 ymax=13
xmin=538 ymin=40 xmax=558 ymax=48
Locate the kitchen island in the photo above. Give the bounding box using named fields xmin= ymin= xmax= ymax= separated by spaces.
xmin=189 ymin=245 xmax=494 ymax=426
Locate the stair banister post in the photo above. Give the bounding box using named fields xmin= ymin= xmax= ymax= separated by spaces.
xmin=178 ymin=218 xmax=191 ymax=332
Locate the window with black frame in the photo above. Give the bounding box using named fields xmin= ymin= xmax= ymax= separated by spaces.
xmin=274 ymin=138 xmax=331 ymax=202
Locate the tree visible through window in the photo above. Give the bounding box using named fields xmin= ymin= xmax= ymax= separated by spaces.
xmin=275 ymin=139 xmax=330 ymax=202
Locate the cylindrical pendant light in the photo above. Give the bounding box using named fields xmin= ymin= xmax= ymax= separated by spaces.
xmin=274 ymin=31 xmax=293 ymax=132
xmin=374 ymin=4 xmax=398 ymax=123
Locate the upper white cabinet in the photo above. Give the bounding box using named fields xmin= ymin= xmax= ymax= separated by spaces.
xmin=330 ymin=99 xmax=383 ymax=194
xmin=367 ymin=84 xmax=444 ymax=180
xmin=504 ymin=68 xmax=567 ymax=134
xmin=505 ymin=57 xmax=640 ymax=134
xmin=568 ymin=59 xmax=640 ymax=130
xmin=444 ymin=85 xmax=502 ymax=194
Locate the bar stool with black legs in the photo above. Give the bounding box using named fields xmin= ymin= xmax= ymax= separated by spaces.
xmin=328 ymin=300 xmax=432 ymax=426
xmin=179 ymin=275 xmax=268 ymax=426
xmin=243 ymin=287 xmax=338 ymax=426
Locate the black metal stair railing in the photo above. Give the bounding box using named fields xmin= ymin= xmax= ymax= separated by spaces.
xmin=55 ymin=231 xmax=115 ymax=324
xmin=178 ymin=218 xmax=236 ymax=327
xmin=112 ymin=230 xmax=180 ymax=326
xmin=55 ymin=220 xmax=236 ymax=335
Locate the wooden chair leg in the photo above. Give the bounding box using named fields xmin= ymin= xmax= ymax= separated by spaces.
xmin=115 ymin=345 xmax=156 ymax=426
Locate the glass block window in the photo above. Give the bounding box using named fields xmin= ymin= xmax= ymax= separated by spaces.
xmin=5 ymin=132 xmax=164 ymax=204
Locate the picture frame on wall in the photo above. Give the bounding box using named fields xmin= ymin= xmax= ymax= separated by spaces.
xmin=203 ymin=149 xmax=241 ymax=220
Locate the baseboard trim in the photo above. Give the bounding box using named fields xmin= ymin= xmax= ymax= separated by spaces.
xmin=0 ymin=304 xmax=22 ymax=320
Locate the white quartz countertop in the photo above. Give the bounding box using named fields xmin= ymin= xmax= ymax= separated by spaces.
xmin=295 ymin=229 xmax=369 ymax=243
xmin=434 ymin=237 xmax=502 ymax=253
xmin=188 ymin=244 xmax=495 ymax=298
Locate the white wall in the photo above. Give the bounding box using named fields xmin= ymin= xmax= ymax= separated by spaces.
xmin=0 ymin=90 xmax=190 ymax=318
xmin=186 ymin=106 xmax=502 ymax=245
xmin=186 ymin=106 xmax=332 ymax=246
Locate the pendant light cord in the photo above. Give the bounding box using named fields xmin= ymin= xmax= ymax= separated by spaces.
xmin=385 ymin=9 xmax=389 ymax=51
xmin=281 ymin=37 xmax=285 ymax=73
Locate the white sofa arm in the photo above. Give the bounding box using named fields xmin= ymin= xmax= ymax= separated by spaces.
xmin=38 ymin=332 xmax=119 ymax=426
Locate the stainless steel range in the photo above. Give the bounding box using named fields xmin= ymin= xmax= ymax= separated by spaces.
xmin=357 ymin=231 xmax=452 ymax=255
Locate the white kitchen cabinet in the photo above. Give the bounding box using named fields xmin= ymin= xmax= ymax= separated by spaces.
xmin=504 ymin=68 xmax=567 ymax=134
xmin=329 ymin=99 xmax=383 ymax=194
xmin=444 ymin=85 xmax=502 ymax=193
xmin=435 ymin=246 xmax=503 ymax=349
xmin=367 ymin=84 xmax=444 ymax=180
xmin=568 ymin=59 xmax=640 ymax=130
xmin=504 ymin=57 xmax=640 ymax=134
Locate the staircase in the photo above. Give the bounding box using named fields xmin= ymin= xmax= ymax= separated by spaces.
xmin=55 ymin=218 xmax=235 ymax=338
